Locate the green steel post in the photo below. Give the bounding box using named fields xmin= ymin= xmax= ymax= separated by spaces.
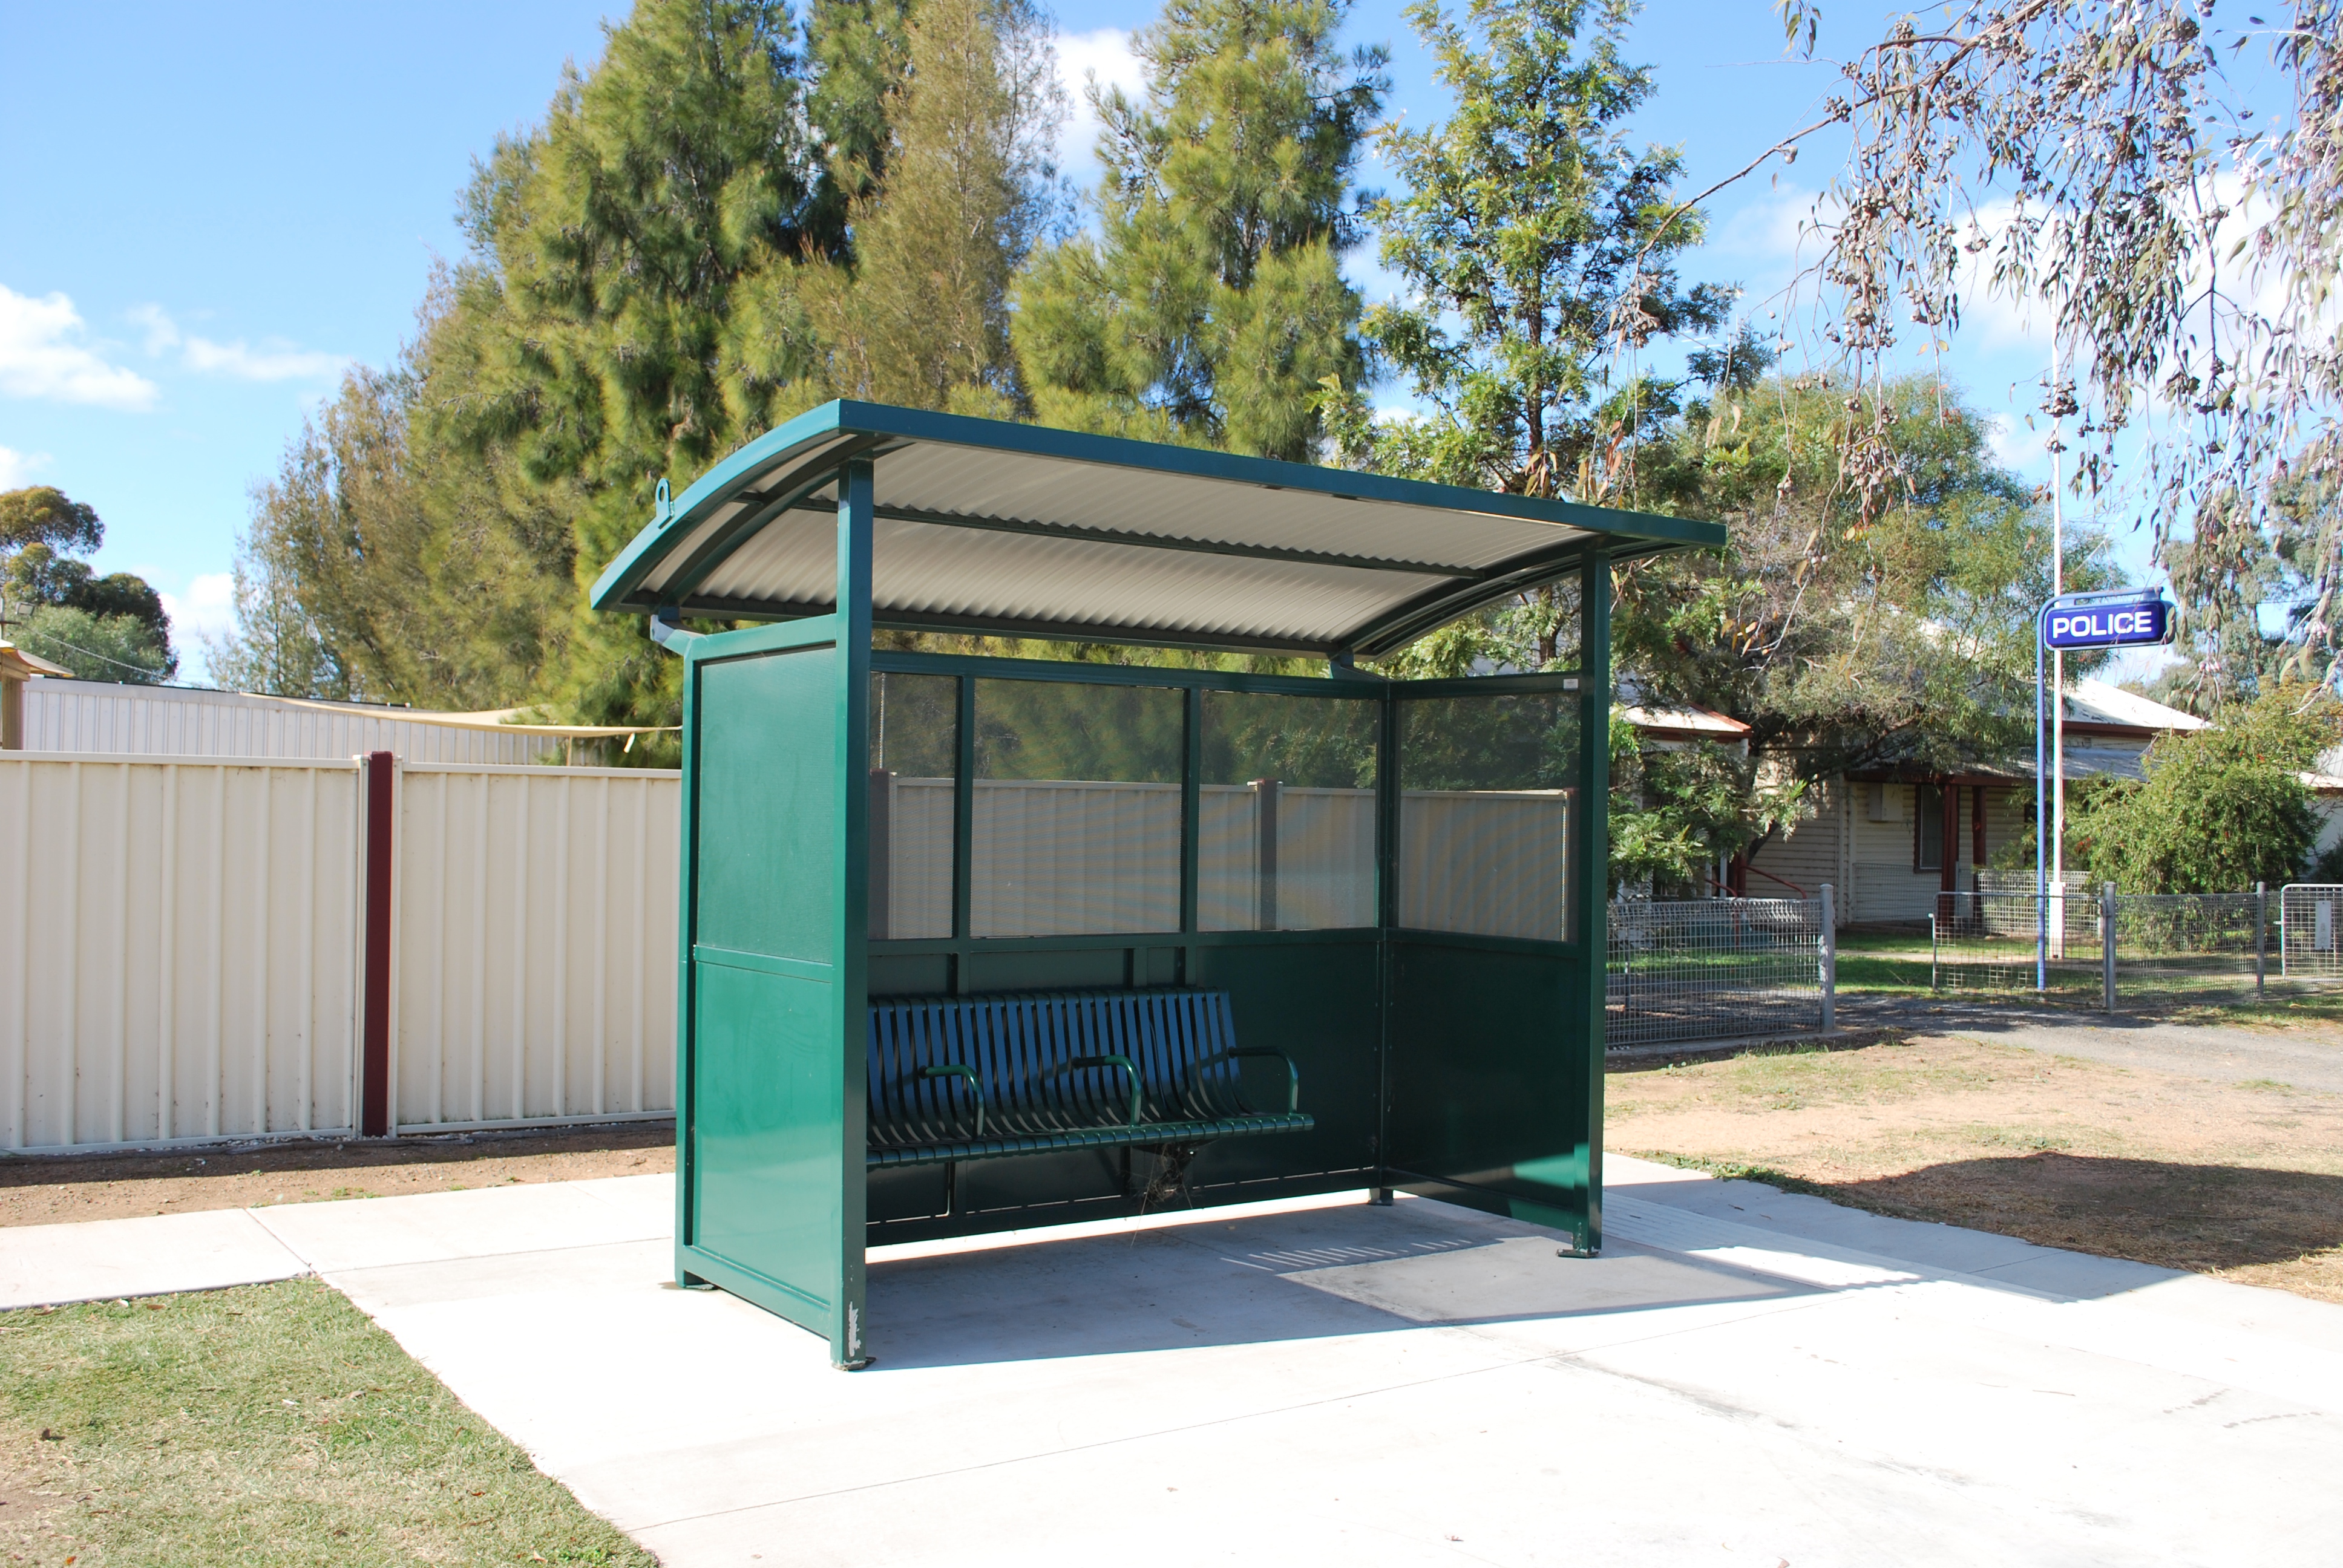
xmin=833 ymin=459 xmax=874 ymax=1368
xmin=1372 ymin=682 xmax=1400 ymax=1206
xmin=674 ymin=621 xmax=702 ymax=1287
xmin=1574 ymin=550 xmax=1611 ymax=1257
xmin=952 ymin=675 xmax=975 ymax=952
xmin=1181 ymin=685 xmax=1202 ymax=936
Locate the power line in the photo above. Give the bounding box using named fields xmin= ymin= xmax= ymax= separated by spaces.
xmin=14 ymin=624 xmax=168 ymax=680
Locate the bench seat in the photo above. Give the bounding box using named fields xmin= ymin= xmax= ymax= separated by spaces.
xmin=866 ymin=989 xmax=1312 ymax=1171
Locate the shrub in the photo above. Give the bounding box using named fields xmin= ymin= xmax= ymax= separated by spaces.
xmin=2068 ymin=685 xmax=2339 ymax=892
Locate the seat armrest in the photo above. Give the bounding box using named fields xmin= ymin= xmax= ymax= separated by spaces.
xmin=912 ymin=1063 xmax=986 ymax=1136
xmin=1039 ymin=1054 xmax=1143 ymax=1126
xmin=1187 ymin=1047 xmax=1300 ymax=1115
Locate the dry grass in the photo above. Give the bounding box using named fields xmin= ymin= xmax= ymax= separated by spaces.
xmin=0 ymin=1279 xmax=654 ymax=1567
xmin=1608 ymin=1034 xmax=2343 ymax=1302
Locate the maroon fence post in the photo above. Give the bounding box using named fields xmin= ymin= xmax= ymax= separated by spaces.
xmin=360 ymin=751 xmax=395 ymax=1137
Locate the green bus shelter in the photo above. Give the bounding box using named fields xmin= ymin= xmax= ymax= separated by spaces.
xmin=591 ymin=400 xmax=1722 ymax=1367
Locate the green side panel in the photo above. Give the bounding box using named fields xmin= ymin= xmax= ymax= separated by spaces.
xmin=1383 ymin=938 xmax=1592 ymax=1243
xmin=682 ymin=639 xmax=857 ymax=1351
xmin=1186 ymin=939 xmax=1381 ymax=1183
xmin=696 ymin=648 xmax=837 ymax=963
xmin=689 ymin=958 xmax=840 ymax=1317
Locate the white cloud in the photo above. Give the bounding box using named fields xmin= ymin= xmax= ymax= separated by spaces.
xmin=0 ymin=445 xmax=46 ymax=488
xmin=1055 ymin=28 xmax=1148 ymax=173
xmin=1982 ymin=410 xmax=2053 ymax=479
xmin=128 ymin=304 xmax=349 ymax=384
xmin=0 ymin=284 xmax=159 ymax=410
xmin=160 ymin=572 xmax=237 ymax=645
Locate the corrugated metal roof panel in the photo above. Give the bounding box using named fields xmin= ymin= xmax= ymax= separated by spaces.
xmin=689 ymin=515 xmax=1464 ymax=647
xmin=596 ymin=401 xmax=1720 ymax=653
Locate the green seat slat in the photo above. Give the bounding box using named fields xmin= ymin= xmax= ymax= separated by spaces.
xmin=866 ymin=988 xmax=1309 ymax=1168
xmin=866 ymin=1112 xmax=1315 ymax=1169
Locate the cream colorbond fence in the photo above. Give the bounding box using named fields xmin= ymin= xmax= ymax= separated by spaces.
xmin=0 ymin=751 xmax=679 ymax=1153
xmin=390 ymin=764 xmax=678 ymax=1135
xmin=0 ymin=754 xmax=365 ymax=1152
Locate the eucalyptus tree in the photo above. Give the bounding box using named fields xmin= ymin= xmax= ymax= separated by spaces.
xmin=1686 ymin=2 xmax=2343 ymax=702
xmin=0 ymin=486 xmax=177 ymax=682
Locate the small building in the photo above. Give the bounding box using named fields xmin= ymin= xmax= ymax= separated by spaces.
xmin=0 ymin=642 xmax=72 ymax=751
xmin=1623 ymin=681 xmax=2218 ymax=922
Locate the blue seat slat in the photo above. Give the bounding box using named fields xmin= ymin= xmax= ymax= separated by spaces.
xmin=865 ymin=987 xmax=1310 ymax=1167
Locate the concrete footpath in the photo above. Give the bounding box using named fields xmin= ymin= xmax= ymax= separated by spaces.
xmin=7 ymin=1160 xmax=2342 ymax=1566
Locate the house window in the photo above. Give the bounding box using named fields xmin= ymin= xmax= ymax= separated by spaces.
xmin=1915 ymin=784 xmax=1944 ymax=872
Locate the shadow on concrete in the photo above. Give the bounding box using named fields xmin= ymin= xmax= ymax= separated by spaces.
xmin=865 ymin=1198 xmax=1810 ymax=1370
xmin=1787 ymin=1153 xmax=2343 ymax=1279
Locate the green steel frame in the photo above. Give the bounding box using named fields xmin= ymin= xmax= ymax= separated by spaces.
xmin=628 ymin=412 xmax=1669 ymax=1368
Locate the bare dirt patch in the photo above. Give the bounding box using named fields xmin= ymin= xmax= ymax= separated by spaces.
xmin=0 ymin=1122 xmax=675 ymax=1229
xmin=1608 ymin=1034 xmax=2343 ymax=1303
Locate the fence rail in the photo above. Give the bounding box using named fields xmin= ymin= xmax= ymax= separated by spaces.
xmin=1927 ymin=886 xmax=2323 ymax=1005
xmin=1607 ymin=894 xmax=1832 ymax=1049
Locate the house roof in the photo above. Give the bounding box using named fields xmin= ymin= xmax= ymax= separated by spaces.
xmin=588 ymin=400 xmax=1724 ymax=658
xmin=2062 ymin=679 xmax=2208 ymax=734
xmin=0 ymin=642 xmax=72 ymax=681
xmin=1619 ymin=703 xmax=1751 ymax=740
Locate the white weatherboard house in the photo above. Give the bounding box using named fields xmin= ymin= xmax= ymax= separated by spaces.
xmin=1624 ymin=680 xmax=2335 ymax=925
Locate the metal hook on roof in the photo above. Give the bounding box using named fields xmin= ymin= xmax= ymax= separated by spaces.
xmin=654 ymin=477 xmax=672 ymax=524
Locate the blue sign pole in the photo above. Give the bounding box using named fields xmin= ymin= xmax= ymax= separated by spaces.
xmin=2035 ymin=603 xmax=2048 ymax=991
xmin=2033 ymin=588 xmax=2175 ymax=993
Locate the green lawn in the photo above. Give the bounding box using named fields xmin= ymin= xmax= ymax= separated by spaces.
xmin=1823 ymin=926 xmax=2343 ymax=1021
xmin=1 ymin=1281 xmax=653 ymax=1567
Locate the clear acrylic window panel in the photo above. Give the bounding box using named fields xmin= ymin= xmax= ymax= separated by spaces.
xmin=971 ymin=678 xmax=1184 ymax=937
xmin=1199 ymin=690 xmax=1378 ymax=931
xmin=868 ymin=671 xmax=957 ymax=939
xmin=1399 ymin=691 xmax=1577 ymax=942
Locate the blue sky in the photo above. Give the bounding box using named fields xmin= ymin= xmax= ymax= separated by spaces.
xmin=1 ymin=1 xmax=2134 ymax=682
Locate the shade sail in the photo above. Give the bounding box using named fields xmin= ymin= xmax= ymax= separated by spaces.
xmin=591 ymin=401 xmax=1724 ymax=656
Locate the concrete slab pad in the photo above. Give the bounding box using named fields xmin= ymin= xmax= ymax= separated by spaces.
xmin=251 ymin=1173 xmax=669 ymax=1272
xmin=0 ymin=1208 xmax=308 ymax=1308
xmin=307 ymin=1168 xmax=2343 ymax=1566
xmin=8 ymin=1154 xmax=2341 ymax=1562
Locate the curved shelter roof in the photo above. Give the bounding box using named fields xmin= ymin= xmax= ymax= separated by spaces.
xmin=591 ymin=401 xmax=1725 ymax=658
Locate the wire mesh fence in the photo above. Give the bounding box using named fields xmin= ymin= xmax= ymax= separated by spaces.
xmin=1928 ymin=887 xmax=2307 ymax=1005
xmin=2281 ymin=884 xmax=2343 ymax=982
xmin=1607 ymin=896 xmax=1830 ymax=1049
xmin=1927 ymin=890 xmax=2102 ymax=999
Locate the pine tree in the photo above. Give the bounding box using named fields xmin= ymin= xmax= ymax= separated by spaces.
xmin=1013 ymin=0 xmax=1386 ymax=460
xmin=804 ymin=0 xmax=1064 ymax=413
xmin=1323 ymin=0 xmax=1727 ymax=667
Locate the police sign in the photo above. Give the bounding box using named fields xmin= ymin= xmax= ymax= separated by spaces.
xmin=2042 ymin=591 xmax=2174 ymax=652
